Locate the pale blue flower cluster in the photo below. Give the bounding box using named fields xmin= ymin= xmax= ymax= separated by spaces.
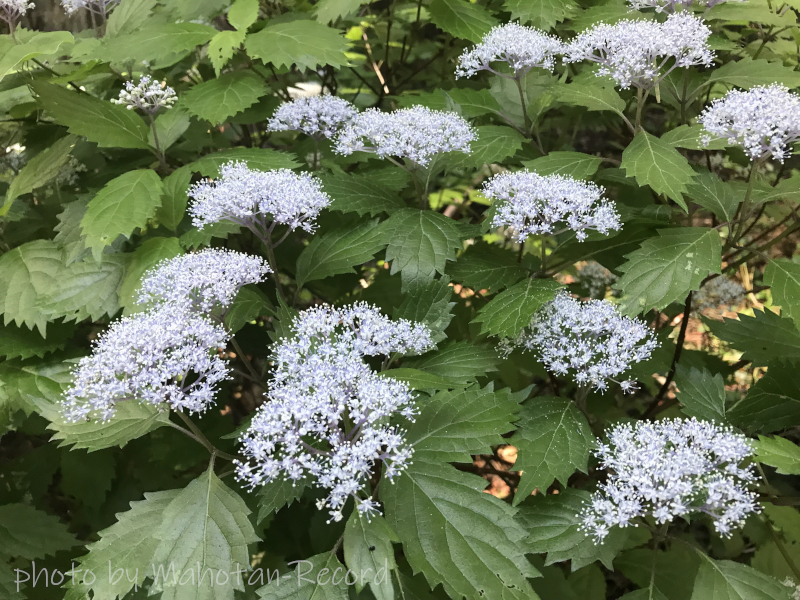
xmin=334 ymin=105 xmax=476 ymax=167
xmin=0 ymin=0 xmax=33 ymax=28
xmin=564 ymin=13 xmax=714 ymax=90
xmin=63 ymin=304 xmax=231 ymax=422
xmin=62 ymin=0 xmax=119 ymax=15
xmin=188 ymin=161 xmax=331 ymax=236
xmin=699 ymin=84 xmax=800 ymax=163
xmin=111 ymin=75 xmax=177 ymax=114
xmin=138 ymin=248 xmax=271 ymax=314
xmin=578 ymin=261 xmax=618 ymax=298
xmin=236 ymin=303 xmax=434 ymax=523
xmin=483 ymin=170 xmax=621 ymax=242
xmin=518 ymin=291 xmax=657 ymax=392
xmin=455 ymin=22 xmax=565 ymax=79
xmin=580 ymin=418 xmax=760 ymax=541
xmin=267 ymin=95 xmax=357 ymax=140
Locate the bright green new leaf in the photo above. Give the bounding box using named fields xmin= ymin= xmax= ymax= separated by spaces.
xmin=428 ymin=0 xmax=498 ymax=42
xmin=119 ymin=237 xmax=183 ymax=309
xmin=403 ymin=341 xmax=502 ymax=383
xmin=228 ymin=0 xmax=260 ymax=30
xmin=473 ymin=277 xmax=562 ymax=338
xmin=245 ymin=20 xmax=349 ymax=71
xmin=675 ymin=365 xmax=727 ymax=423
xmin=729 ymin=360 xmax=800 ymax=434
xmin=208 ymin=30 xmax=247 ymax=74
xmin=319 ymin=171 xmax=406 ymax=217
xmin=690 ymin=556 xmax=792 ymax=600
xmin=92 ymin=23 xmax=218 ymax=64
xmin=764 ymin=259 xmax=800 ymax=326
xmin=523 ymin=151 xmax=603 ymax=179
xmin=0 ymin=31 xmax=73 ymax=82
xmin=343 ymin=513 xmax=399 ymax=600
xmin=105 ymin=0 xmax=158 ymax=37
xmin=182 ymin=71 xmax=269 ymax=125
xmin=621 ymin=131 xmax=696 ymax=208
xmin=755 ymin=435 xmax=800 ymax=475
xmin=315 ymin=0 xmax=364 ymax=23
xmin=0 ymin=504 xmax=77 ymax=559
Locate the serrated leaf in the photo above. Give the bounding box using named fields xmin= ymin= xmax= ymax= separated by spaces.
xmin=180 ymin=221 xmax=242 ymax=249
xmin=245 ymin=20 xmax=349 ymax=71
xmin=91 ymin=23 xmax=217 ymax=64
xmin=296 ymin=218 xmax=385 ymax=286
xmin=445 ymin=125 xmax=523 ymax=170
xmin=504 ymin=0 xmax=576 ymax=30
xmin=706 ymin=310 xmax=800 ymax=365
xmin=554 ymin=83 xmax=626 ymax=116
xmin=208 ymin=30 xmax=247 ymax=75
xmin=448 ymin=242 xmax=527 ymax=293
xmin=149 ymin=107 xmax=191 ymax=151
xmin=686 ymin=171 xmax=739 ymax=222
xmin=523 ymin=151 xmax=602 ymax=179
xmin=690 ymin=556 xmax=791 ymax=600
xmin=151 ymin=465 xmax=260 ymax=600
xmin=319 ymin=171 xmax=406 ymax=217
xmin=675 ymin=366 xmax=727 ymax=423
xmin=0 ymin=563 xmax=24 ymax=600
xmin=380 ymin=368 xmax=465 ymax=390
xmin=343 ymin=513 xmax=398 ymax=600
xmin=0 ymin=504 xmax=77 ymax=559
xmin=621 ymin=132 xmax=696 ymax=207
xmin=510 ymin=397 xmax=593 ymax=504
xmin=157 ymin=166 xmax=193 ymax=231
xmin=380 ymin=208 xmax=464 ymax=289
xmin=704 ymin=57 xmax=800 ymax=90
xmin=256 ymin=477 xmax=309 ymax=522
xmin=315 ymin=0 xmax=364 ymax=23
xmin=428 ymin=0 xmax=498 ymax=42
xmin=382 ymin=460 xmax=539 ymax=600
xmin=228 ymin=0 xmax=260 ymax=29
xmin=225 ymin=285 xmax=274 ymax=333
xmin=0 ymin=320 xmax=73 ymax=360
xmin=617 ymin=547 xmax=698 ymax=600
xmin=407 ymin=383 xmax=522 ymax=462
xmin=189 ymin=147 xmax=300 ymax=176
xmin=182 ymin=71 xmax=268 ymax=125
xmin=661 ymin=125 xmax=728 ymax=151
xmin=0 ymin=239 xmax=63 ymax=335
xmin=0 ymin=31 xmax=73 ymax=82
xmin=615 ymin=228 xmax=721 ymax=314
xmin=32 ymin=81 xmax=150 ymax=149
xmin=764 ymin=259 xmax=800 ymax=326
xmin=473 ymin=277 xmax=562 ymax=338
xmin=105 ymin=0 xmax=158 ymax=37
xmin=257 ymin=552 xmax=349 ymax=600
xmin=517 ymin=488 xmax=628 ymax=571
xmin=393 ymin=277 xmax=454 ymax=343
xmin=403 ymin=341 xmax=502 ymax=383
xmin=60 ymin=449 xmax=116 ymax=509
xmin=81 ymin=170 xmax=163 ymax=260
xmin=728 ymin=360 xmax=800 ymax=434
xmin=398 ymin=88 xmax=501 ymax=118
xmin=755 ymin=435 xmax=800 ymax=475
xmin=119 ymin=237 xmax=183 ymax=310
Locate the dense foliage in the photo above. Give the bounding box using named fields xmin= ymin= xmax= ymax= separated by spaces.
xmin=1 ymin=0 xmax=800 ymax=599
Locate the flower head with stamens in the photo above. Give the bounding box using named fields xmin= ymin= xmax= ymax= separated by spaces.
xmin=334 ymin=106 xmax=475 ymax=167
xmin=483 ymin=170 xmax=621 ymax=242
xmin=236 ymin=303 xmax=434 ymax=523
xmin=698 ymin=84 xmax=800 ymax=163
xmin=267 ymin=95 xmax=358 ymax=140
xmin=515 ymin=291 xmax=657 ymax=392
xmin=563 ymin=13 xmax=714 ymax=90
xmin=188 ymin=161 xmax=331 ymax=239
xmin=580 ymin=418 xmax=760 ymax=542
xmin=455 ymin=22 xmax=565 ymax=79
xmin=111 ymin=75 xmax=177 ymax=115
xmin=62 ymin=304 xmax=231 ymax=423
xmin=578 ymin=261 xmax=618 ymax=298
xmin=62 ymin=0 xmax=120 ymax=16
xmin=692 ymin=276 xmax=746 ymax=314
xmin=0 ymin=0 xmax=34 ymax=32
xmin=138 ymin=249 xmax=271 ymax=314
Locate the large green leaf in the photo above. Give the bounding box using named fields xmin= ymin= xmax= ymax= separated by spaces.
xmin=105 ymin=0 xmax=159 ymax=37
xmin=704 ymin=57 xmax=800 ymax=90
xmin=614 ymin=228 xmax=721 ymax=314
xmin=81 ymin=170 xmax=163 ymax=260
xmin=256 ymin=477 xmax=309 ymax=522
xmin=92 ymin=22 xmax=217 ymax=64
xmin=382 ymin=460 xmax=539 ymax=600
xmin=403 ymin=341 xmax=502 ymax=383
xmin=343 ymin=513 xmax=399 ymax=600
xmin=690 ymin=556 xmax=791 ymax=600
xmin=319 ymin=172 xmax=406 ymax=217
xmin=447 ymin=242 xmax=527 ymax=293
xmin=473 ymin=277 xmax=562 ymax=338
xmin=208 ymin=29 xmax=247 ymax=75
xmin=244 ymin=20 xmax=349 ymax=70
xmin=510 ymin=397 xmax=594 ymax=504
xmin=0 ymin=504 xmax=77 ymax=559
xmin=621 ymin=132 xmax=696 ymax=207
xmin=149 ymin=107 xmax=191 ymax=151
xmin=0 ymin=31 xmax=73 ymax=81
xmin=32 ymin=81 xmax=150 ymax=149
xmin=674 ymin=366 xmax=727 ymax=423
xmin=662 ymin=125 xmax=729 ymax=151
xmin=729 ymin=360 xmax=800 ymax=434
xmin=157 ymin=166 xmax=193 ymax=231
xmin=225 ymin=285 xmax=275 ymax=333
xmin=0 ymin=320 xmax=73 ymax=361
xmin=554 ymin=83 xmax=626 ymax=117
xmin=764 ymin=259 xmax=800 ymax=327
xmin=257 ymin=553 xmax=348 ymax=600
xmin=504 ymin=0 xmax=576 ymax=30
xmin=381 ymin=368 xmax=465 ymax=390
xmin=182 ymin=70 xmax=268 ymax=125
xmin=617 ymin=547 xmax=699 ymax=600
xmin=445 ymin=125 xmax=524 ymax=170
xmin=315 ymin=0 xmax=364 ymax=23
xmin=706 ymin=309 xmax=800 ymax=365
xmin=151 ymin=465 xmax=260 ymax=600
xmin=523 ymin=151 xmax=603 ymax=179
xmin=685 ymin=171 xmax=739 ymax=222
xmin=428 ymin=0 xmax=498 ymax=42
xmin=755 ymin=435 xmax=800 ymax=475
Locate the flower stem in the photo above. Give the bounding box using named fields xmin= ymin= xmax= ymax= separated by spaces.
xmin=174 ymin=411 xmax=238 ymax=462
xmin=149 ymin=113 xmax=168 ymax=174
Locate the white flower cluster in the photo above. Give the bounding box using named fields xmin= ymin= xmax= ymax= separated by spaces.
xmin=483 ymin=170 xmax=621 ymax=242
xmin=111 ymin=75 xmax=177 ymax=115
xmin=236 ymin=303 xmax=434 ymax=523
xmin=455 ymin=22 xmax=565 ymax=79
xmin=517 ymin=291 xmax=657 ymax=392
xmin=580 ymin=418 xmax=760 ymax=541
xmin=63 ymin=304 xmax=231 ymax=422
xmin=0 ymin=0 xmax=33 ymax=28
xmin=692 ymin=276 xmax=745 ymax=314
xmin=62 ymin=0 xmax=120 ymax=16
xmin=578 ymin=261 xmax=618 ymax=298
xmin=564 ymin=13 xmax=714 ymax=90
xmin=628 ymin=0 xmax=735 ymax=11
xmin=334 ymin=105 xmax=476 ymax=167
xmin=138 ymin=249 xmax=271 ymax=314
xmin=699 ymin=84 xmax=800 ymax=163
xmin=268 ymin=95 xmax=357 ymax=140
xmin=188 ymin=161 xmax=331 ymax=237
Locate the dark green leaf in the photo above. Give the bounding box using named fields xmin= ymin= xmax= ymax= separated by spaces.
xmin=319 ymin=171 xmax=406 ymax=217
xmin=343 ymin=513 xmax=398 ymax=600
xmin=257 ymin=477 xmax=308 ymax=522
xmin=448 ymin=242 xmax=527 ymax=293
xmin=685 ymin=171 xmax=739 ymax=222
xmin=704 ymin=57 xmax=800 ymax=90
xmin=729 ymin=360 xmax=800 ymax=434
xmin=690 ymin=556 xmax=791 ymax=600
xmin=380 ymin=368 xmax=465 ymax=390
xmin=189 ymin=147 xmax=300 ymax=176
xmin=428 ymin=0 xmax=498 ymax=42
xmin=403 ymin=340 xmax=502 ymax=383
xmin=0 ymin=504 xmax=77 ymax=559
xmin=675 ymin=365 xmax=727 ymax=423
xmin=0 ymin=320 xmax=73 ymax=360
xmin=225 ymin=285 xmax=274 ymax=333
xmin=393 ymin=277 xmax=454 ymax=343
xmin=504 ymin=0 xmax=576 ymax=30
xmin=119 ymin=237 xmax=183 ymax=310
xmin=182 ymin=70 xmax=269 ymax=125
xmin=621 ymin=132 xmax=696 ymax=208
xmin=523 ymin=151 xmax=603 ymax=179
xmin=257 ymin=553 xmax=348 ymax=600
xmin=706 ymin=310 xmax=800 ymax=365
xmin=473 ymin=277 xmax=562 ymax=337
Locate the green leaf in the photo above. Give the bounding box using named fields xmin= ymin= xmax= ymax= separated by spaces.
xmin=343 ymin=512 xmax=398 ymax=600
xmin=244 ymin=20 xmax=349 ymax=71
xmin=119 ymin=237 xmax=183 ymax=310
xmin=208 ymin=29 xmax=247 ymax=75
xmin=157 ymin=166 xmax=193 ymax=231
xmin=751 ymin=174 xmax=800 ymax=205
xmin=617 ymin=547 xmax=699 ymax=600
xmin=393 ymin=277 xmax=454 ymax=343
xmin=473 ymin=277 xmax=562 ymax=338
xmin=105 ymin=0 xmax=159 ymax=37
xmin=382 ymin=460 xmax=539 ymax=600
xmin=225 ymin=285 xmax=274 ymax=333
xmin=428 ymin=0 xmax=498 ymax=42
xmin=447 ymin=242 xmax=527 ymax=293
xmin=0 ymin=31 xmax=73 ymax=82
xmin=319 ymin=172 xmax=406 ymax=217
xmin=523 ymin=151 xmax=603 ymax=179
xmin=81 ymin=170 xmax=163 ymax=260
xmin=92 ymin=23 xmax=217 ymax=64
xmin=60 ymin=449 xmax=116 ymax=509
xmin=257 ymin=552 xmax=349 ymax=600
xmin=189 ymin=147 xmax=300 ymax=176
xmin=690 ymin=556 xmax=791 ymax=600
xmin=675 ymin=366 xmax=727 ymax=423
xmin=380 ymin=368 xmax=465 ymax=390
xmin=0 ymin=355 xmax=74 ymax=423
xmin=296 ymin=218 xmax=385 ymax=286
xmin=764 ymin=259 xmax=800 ymax=327
xmin=32 ymin=81 xmax=150 ymax=149
xmin=504 ymin=0 xmax=576 ymax=30
xmin=54 ymin=199 xmax=91 ymax=264
xmin=403 ymin=341 xmax=502 ymax=383
xmin=0 ymin=239 xmax=63 ymax=335
xmin=0 ymin=320 xmax=73 ymax=360
xmin=67 ymin=490 xmax=179 ymax=600
xmin=0 ymin=504 xmax=77 ymax=559
xmin=445 ymin=125 xmax=524 ymax=170
xmin=510 ymin=397 xmax=594 ymax=504
xmin=256 ymin=477 xmax=308 ymax=522
xmin=729 ymin=360 xmax=800 ymax=434
xmin=706 ymin=309 xmax=800 ymax=365
xmin=315 ymin=0 xmax=364 ymax=23
xmin=615 ymin=228 xmax=721 ymax=314
xmin=2 ymin=134 xmax=77 ymax=215
xmin=149 ymin=107 xmax=191 ymax=151
xmin=228 ymin=0 xmax=260 ymax=29
xmin=685 ymin=171 xmax=739 ymax=222
xmin=661 ymin=125 xmax=729 ymax=151
xmin=397 ymin=88 xmax=501 ymax=118
xmin=0 ymin=564 xmax=24 ymax=600
xmin=380 ymin=208 xmax=464 ymax=289
xmin=151 ymin=465 xmax=260 ymax=600
xmin=517 ymin=488 xmax=629 ymax=571
xmin=554 ymin=83 xmax=626 ymax=117
xmin=180 ymin=221 xmax=242 ymax=249
xmin=621 ymin=131 xmax=696 ymax=208
xmin=755 ymin=435 xmax=800 ymax=475
xmin=704 ymin=57 xmax=800 ymax=90
xmin=182 ymin=71 xmax=268 ymax=125
xmin=407 ymin=383 xmax=522 ymax=462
